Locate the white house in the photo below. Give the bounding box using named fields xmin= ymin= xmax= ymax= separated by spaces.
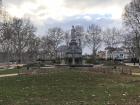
xmin=112 ymin=50 xmax=130 ymax=60
xmin=105 ymin=47 xmax=131 ymax=60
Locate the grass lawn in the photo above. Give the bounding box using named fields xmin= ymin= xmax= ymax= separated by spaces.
xmin=0 ymin=70 xmax=140 ymax=105
xmin=0 ymin=68 xmax=21 ymax=75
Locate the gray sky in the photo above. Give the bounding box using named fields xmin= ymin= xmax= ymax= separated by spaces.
xmin=3 ymin=0 xmax=131 ymax=54
xmin=3 ymin=0 xmax=131 ymax=35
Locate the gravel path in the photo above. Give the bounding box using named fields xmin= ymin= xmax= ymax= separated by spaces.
xmin=125 ymin=63 xmax=139 ymax=66
xmin=132 ymin=73 xmax=140 ymax=76
xmin=0 ymin=73 xmax=18 ymax=78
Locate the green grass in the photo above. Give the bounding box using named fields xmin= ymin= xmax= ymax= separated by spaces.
xmin=0 ymin=68 xmax=25 ymax=75
xmin=0 ymin=70 xmax=140 ymax=105
xmin=0 ymin=68 xmax=21 ymax=75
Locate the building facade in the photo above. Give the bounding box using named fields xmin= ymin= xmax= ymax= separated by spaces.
xmin=105 ymin=47 xmax=131 ymax=60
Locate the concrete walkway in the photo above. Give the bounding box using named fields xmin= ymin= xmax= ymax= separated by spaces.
xmin=1 ymin=72 xmax=140 ymax=77
xmin=132 ymin=73 xmax=140 ymax=76
xmin=125 ymin=63 xmax=139 ymax=67
xmin=0 ymin=73 xmax=18 ymax=78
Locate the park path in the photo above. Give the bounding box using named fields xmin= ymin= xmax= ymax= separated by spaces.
xmin=132 ymin=73 xmax=140 ymax=76
xmin=1 ymin=73 xmax=140 ymax=77
xmin=0 ymin=73 xmax=18 ymax=78
xmin=125 ymin=63 xmax=139 ymax=66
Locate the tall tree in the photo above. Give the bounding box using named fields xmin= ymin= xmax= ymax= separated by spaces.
xmin=64 ymin=31 xmax=70 ymax=47
xmin=75 ymin=25 xmax=86 ymax=49
xmin=86 ymin=24 xmax=102 ymax=63
xmin=11 ymin=18 xmax=36 ymax=64
xmin=47 ymin=27 xmax=64 ymax=60
xmin=40 ymin=36 xmax=55 ymax=60
xmin=123 ymin=30 xmax=136 ymax=58
xmin=123 ymin=0 xmax=140 ymax=66
xmin=27 ymin=35 xmax=41 ymax=62
xmin=0 ymin=20 xmax=13 ymax=65
xmin=103 ymin=27 xmax=121 ymax=48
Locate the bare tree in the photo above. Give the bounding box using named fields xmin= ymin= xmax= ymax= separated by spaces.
xmin=47 ymin=27 xmax=64 ymax=60
xmin=123 ymin=0 xmax=140 ymax=66
xmin=103 ymin=27 xmax=121 ymax=48
xmin=27 ymin=35 xmax=41 ymax=62
xmin=86 ymin=24 xmax=102 ymax=63
xmin=75 ymin=25 xmax=86 ymax=49
xmin=0 ymin=7 xmax=13 ymax=65
xmin=64 ymin=31 xmax=70 ymax=47
xmin=0 ymin=20 xmax=13 ymax=65
xmin=11 ymin=18 xmax=36 ymax=64
xmin=123 ymin=31 xmax=136 ymax=58
xmin=40 ymin=36 xmax=55 ymax=60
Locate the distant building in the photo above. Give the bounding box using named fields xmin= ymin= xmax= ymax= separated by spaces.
xmin=105 ymin=47 xmax=116 ymax=60
xmin=97 ymin=51 xmax=106 ymax=59
xmin=105 ymin=47 xmax=131 ymax=60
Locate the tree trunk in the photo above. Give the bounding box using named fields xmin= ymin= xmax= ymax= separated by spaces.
xmin=138 ymin=48 xmax=140 ymax=68
xmin=7 ymin=46 xmax=10 ymax=69
xmin=92 ymin=49 xmax=96 ymax=64
xmin=136 ymin=35 xmax=140 ymax=68
xmin=18 ymin=39 xmax=22 ymax=64
xmin=7 ymin=41 xmax=11 ymax=69
xmin=138 ymin=57 xmax=140 ymax=68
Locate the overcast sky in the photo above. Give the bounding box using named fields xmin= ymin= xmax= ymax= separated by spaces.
xmin=2 ymin=0 xmax=131 ymax=54
xmin=3 ymin=0 xmax=131 ymax=35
